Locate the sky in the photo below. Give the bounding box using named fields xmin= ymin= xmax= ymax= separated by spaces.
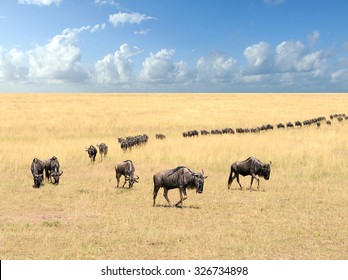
xmin=1 ymin=0 xmax=348 ymax=93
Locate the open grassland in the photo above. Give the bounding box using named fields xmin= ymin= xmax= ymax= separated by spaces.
xmin=0 ymin=93 xmax=347 ymax=260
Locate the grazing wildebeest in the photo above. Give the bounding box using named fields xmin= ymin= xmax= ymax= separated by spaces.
xmin=295 ymin=121 xmax=302 ymax=128
xmin=153 ymin=166 xmax=207 ymax=207
xmin=44 ymin=156 xmax=63 ymax=185
xmin=155 ymin=133 xmax=166 ymax=140
xmin=286 ymin=122 xmax=294 ymax=128
xmin=96 ymin=143 xmax=108 ymax=161
xmin=227 ymin=157 xmax=271 ymax=191
xmin=30 ymin=158 xmax=45 ymax=188
xmin=115 ymin=160 xmax=139 ymax=188
xmin=277 ymin=123 xmax=285 ymax=129
xmin=85 ymin=145 xmax=97 ymax=163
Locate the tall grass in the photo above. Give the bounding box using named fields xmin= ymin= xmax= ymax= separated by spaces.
xmin=0 ymin=93 xmax=347 ymax=259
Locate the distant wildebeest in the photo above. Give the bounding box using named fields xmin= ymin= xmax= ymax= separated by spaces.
xmin=277 ymin=123 xmax=285 ymax=129
xmin=316 ymin=122 xmax=321 ymax=127
xmin=96 ymin=143 xmax=108 ymax=161
xmin=115 ymin=160 xmax=139 ymax=188
xmin=227 ymin=157 xmax=271 ymax=191
xmin=295 ymin=121 xmax=302 ymax=128
xmin=326 ymin=120 xmax=331 ymax=125
xmin=31 ymin=158 xmax=45 ymax=188
xmin=85 ymin=145 xmax=97 ymax=163
xmin=155 ymin=133 xmax=166 ymax=140
xmin=153 ymin=166 xmax=207 ymax=207
xmin=44 ymin=156 xmax=63 ymax=185
xmin=286 ymin=122 xmax=294 ymax=128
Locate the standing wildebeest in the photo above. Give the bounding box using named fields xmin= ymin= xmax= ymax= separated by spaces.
xmin=227 ymin=157 xmax=271 ymax=191
xmin=85 ymin=145 xmax=97 ymax=163
xmin=155 ymin=133 xmax=166 ymax=140
xmin=44 ymin=156 xmax=63 ymax=185
xmin=115 ymin=160 xmax=139 ymax=188
xmin=96 ymin=143 xmax=108 ymax=161
xmin=30 ymin=158 xmax=45 ymax=188
xmin=153 ymin=166 xmax=207 ymax=207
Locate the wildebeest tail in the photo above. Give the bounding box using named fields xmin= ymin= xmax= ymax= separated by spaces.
xmin=227 ymin=165 xmax=234 ymax=186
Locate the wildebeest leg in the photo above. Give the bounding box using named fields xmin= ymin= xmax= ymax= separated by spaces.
xmin=236 ymin=174 xmax=243 ymax=190
xmin=163 ymin=188 xmax=172 ymax=207
xmin=153 ymin=185 xmax=160 ymax=207
xmin=250 ymin=174 xmax=259 ymax=191
xmin=122 ymin=175 xmax=128 ymax=188
xmin=116 ymin=174 xmax=120 ymax=188
xmin=175 ymin=188 xmax=187 ymax=207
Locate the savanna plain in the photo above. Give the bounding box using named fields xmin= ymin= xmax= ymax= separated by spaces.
xmin=0 ymin=93 xmax=347 ymax=260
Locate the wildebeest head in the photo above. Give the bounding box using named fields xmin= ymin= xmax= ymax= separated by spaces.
xmin=261 ymin=162 xmax=271 ymax=180
xmin=50 ymin=170 xmax=63 ymax=184
xmin=190 ymin=170 xmax=208 ymax=193
xmin=127 ymin=174 xmax=139 ymax=188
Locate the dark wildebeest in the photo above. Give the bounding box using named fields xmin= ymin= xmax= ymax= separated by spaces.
xmin=85 ymin=145 xmax=97 ymax=163
xmin=30 ymin=158 xmax=45 ymax=188
xmin=44 ymin=156 xmax=63 ymax=185
xmin=155 ymin=133 xmax=166 ymax=140
xmin=227 ymin=157 xmax=271 ymax=191
xmin=153 ymin=166 xmax=207 ymax=207
xmin=115 ymin=160 xmax=139 ymax=188
xmin=96 ymin=143 xmax=108 ymax=161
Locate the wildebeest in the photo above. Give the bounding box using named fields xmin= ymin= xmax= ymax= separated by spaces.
xmin=115 ymin=160 xmax=139 ymax=188
xmin=44 ymin=156 xmax=63 ymax=185
xmin=96 ymin=143 xmax=108 ymax=161
xmin=155 ymin=133 xmax=166 ymax=140
xmin=277 ymin=123 xmax=285 ymax=129
xmin=227 ymin=157 xmax=271 ymax=191
xmin=30 ymin=158 xmax=45 ymax=188
xmin=153 ymin=166 xmax=207 ymax=207
xmin=295 ymin=121 xmax=302 ymax=128
xmin=85 ymin=145 xmax=97 ymax=163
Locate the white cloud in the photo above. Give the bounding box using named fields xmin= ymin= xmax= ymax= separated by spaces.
xmin=331 ymin=69 xmax=348 ymax=83
xmin=243 ymin=42 xmax=272 ymax=74
xmin=27 ymin=27 xmax=90 ymax=82
xmin=18 ymin=0 xmax=62 ymax=6
xmin=94 ymin=44 xmax=142 ymax=84
xmin=109 ymin=12 xmax=156 ymax=27
xmin=0 ymin=47 xmax=27 ymax=81
xmin=139 ymin=49 xmax=191 ymax=83
xmin=134 ymin=29 xmax=150 ymax=35
xmin=196 ymin=52 xmax=238 ymax=82
xmin=94 ymin=0 xmax=118 ymax=6
xmin=91 ymin=23 xmax=106 ymax=33
xmin=274 ymin=41 xmax=325 ymax=73
xmin=307 ymin=30 xmax=320 ymax=46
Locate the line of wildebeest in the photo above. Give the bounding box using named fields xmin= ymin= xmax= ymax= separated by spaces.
xmin=30 ymin=113 xmax=346 ymax=207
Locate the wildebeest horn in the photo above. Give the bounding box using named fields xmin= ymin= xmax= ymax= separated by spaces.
xmin=269 ymin=161 xmax=272 ymax=165
xmin=201 ymin=169 xmax=204 ymax=175
xmin=59 ymin=171 xmax=63 ymax=176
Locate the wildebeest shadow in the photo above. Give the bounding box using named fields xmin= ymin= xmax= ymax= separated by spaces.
xmin=154 ymin=204 xmax=201 ymax=209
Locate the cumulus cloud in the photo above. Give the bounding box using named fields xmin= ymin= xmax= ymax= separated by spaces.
xmin=274 ymin=41 xmax=325 ymax=73
xmin=18 ymin=0 xmax=62 ymax=6
xmin=139 ymin=49 xmax=192 ymax=83
xmin=196 ymin=52 xmax=238 ymax=83
xmin=243 ymin=41 xmax=272 ymax=74
xmin=94 ymin=44 xmax=142 ymax=84
xmin=109 ymin=12 xmax=156 ymax=27
xmin=331 ymin=69 xmax=348 ymax=83
xmin=28 ymin=27 xmax=90 ymax=82
xmin=0 ymin=47 xmax=27 ymax=81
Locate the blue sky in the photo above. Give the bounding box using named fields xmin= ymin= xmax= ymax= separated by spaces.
xmin=1 ymin=0 xmax=348 ymax=92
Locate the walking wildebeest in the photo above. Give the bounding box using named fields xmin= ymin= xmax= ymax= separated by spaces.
xmin=96 ymin=143 xmax=108 ymax=161
xmin=85 ymin=145 xmax=97 ymax=163
xmin=227 ymin=157 xmax=271 ymax=191
xmin=155 ymin=133 xmax=166 ymax=140
xmin=153 ymin=166 xmax=207 ymax=207
xmin=30 ymin=158 xmax=45 ymax=188
xmin=115 ymin=160 xmax=139 ymax=188
xmin=44 ymin=156 xmax=63 ymax=185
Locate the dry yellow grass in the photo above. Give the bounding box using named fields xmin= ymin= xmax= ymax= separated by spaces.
xmin=0 ymin=93 xmax=347 ymax=260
